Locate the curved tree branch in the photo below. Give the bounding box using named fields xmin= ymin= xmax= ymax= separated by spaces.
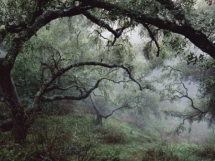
xmin=162 ymin=79 xmax=208 ymax=133
xmin=82 ymin=11 xmax=127 ymax=45
xmin=81 ymin=0 xmax=215 ymax=59
xmin=34 ymin=61 xmax=143 ymax=107
xmin=82 ymin=11 xmax=121 ymax=38
xmin=174 ymin=81 xmax=207 ymax=114
xmin=21 ymin=5 xmax=93 ymax=40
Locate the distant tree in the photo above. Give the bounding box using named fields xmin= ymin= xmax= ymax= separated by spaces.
xmin=157 ymin=54 xmax=215 ymax=132
xmin=89 ymin=94 xmax=129 ymax=125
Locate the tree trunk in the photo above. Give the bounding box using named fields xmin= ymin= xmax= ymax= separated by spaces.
xmin=11 ymin=108 xmax=28 ymax=144
xmin=90 ymin=94 xmax=104 ymax=125
xmin=0 ymin=68 xmax=28 ymax=144
xmin=97 ymin=114 xmax=103 ymax=126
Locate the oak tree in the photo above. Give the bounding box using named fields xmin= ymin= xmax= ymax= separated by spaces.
xmin=0 ymin=0 xmax=215 ymax=144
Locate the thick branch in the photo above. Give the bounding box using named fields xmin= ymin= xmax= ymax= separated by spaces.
xmin=5 ymin=1 xmax=50 ymax=33
xmin=33 ymin=62 xmax=139 ymax=107
xmin=82 ymin=11 xmax=126 ymax=45
xmin=82 ymin=11 xmax=121 ymax=38
xmin=17 ymin=5 xmax=93 ymax=43
xmin=42 ymin=74 xmax=142 ymax=102
xmin=42 ymin=78 xmax=104 ymax=101
xmin=84 ymin=0 xmax=215 ymax=59
xmin=57 ymin=62 xmax=143 ymax=91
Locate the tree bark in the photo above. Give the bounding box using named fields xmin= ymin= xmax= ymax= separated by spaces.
xmin=11 ymin=109 xmax=28 ymax=144
xmin=0 ymin=67 xmax=28 ymax=144
xmin=90 ymin=94 xmax=104 ymax=125
xmin=0 ymin=118 xmax=13 ymax=132
xmin=97 ymin=114 xmax=103 ymax=126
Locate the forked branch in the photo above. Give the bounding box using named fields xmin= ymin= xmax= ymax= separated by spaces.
xmin=82 ymin=11 xmax=127 ymax=45
xmin=36 ymin=61 xmax=146 ymax=103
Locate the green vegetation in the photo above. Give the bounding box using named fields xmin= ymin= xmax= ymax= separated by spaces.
xmin=1 ymin=0 xmax=215 ymax=160
xmin=0 ymin=105 xmax=215 ymax=161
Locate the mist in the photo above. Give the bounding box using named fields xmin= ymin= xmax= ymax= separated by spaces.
xmin=1 ymin=1 xmax=215 ymax=160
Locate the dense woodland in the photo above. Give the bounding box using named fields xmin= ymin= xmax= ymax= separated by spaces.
xmin=1 ymin=0 xmax=215 ymax=160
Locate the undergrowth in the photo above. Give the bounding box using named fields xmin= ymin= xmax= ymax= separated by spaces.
xmin=0 ymin=111 xmax=214 ymax=161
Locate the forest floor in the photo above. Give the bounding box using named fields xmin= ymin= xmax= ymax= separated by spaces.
xmin=0 ymin=106 xmax=215 ymax=161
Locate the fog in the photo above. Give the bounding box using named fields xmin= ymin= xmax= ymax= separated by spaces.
xmin=98 ymin=26 xmax=213 ymax=144
xmin=2 ymin=1 xmax=215 ymax=160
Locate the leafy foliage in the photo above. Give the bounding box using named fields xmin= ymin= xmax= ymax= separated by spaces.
xmin=1 ymin=0 xmax=215 ymax=151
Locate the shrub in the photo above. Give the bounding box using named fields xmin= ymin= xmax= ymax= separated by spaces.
xmin=195 ymin=144 xmax=215 ymax=159
xmin=102 ymin=124 xmax=128 ymax=144
xmin=27 ymin=114 xmax=98 ymax=160
xmin=142 ymin=147 xmax=180 ymax=161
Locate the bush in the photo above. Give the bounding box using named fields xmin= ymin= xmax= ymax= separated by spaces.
xmin=28 ymin=114 xmax=98 ymax=160
xmin=101 ymin=123 xmax=128 ymax=144
xmin=142 ymin=147 xmax=180 ymax=161
xmin=195 ymin=144 xmax=215 ymax=159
